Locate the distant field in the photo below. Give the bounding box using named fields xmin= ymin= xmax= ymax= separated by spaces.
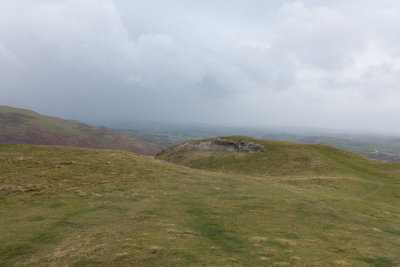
xmin=1 ymin=139 xmax=399 ymax=266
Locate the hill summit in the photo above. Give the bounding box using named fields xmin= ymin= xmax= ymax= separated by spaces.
xmin=156 ymin=136 xmax=392 ymax=177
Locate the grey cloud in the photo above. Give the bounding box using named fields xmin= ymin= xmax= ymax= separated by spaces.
xmin=1 ymin=0 xmax=400 ymax=133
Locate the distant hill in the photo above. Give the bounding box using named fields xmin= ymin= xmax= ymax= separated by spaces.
xmin=0 ymin=106 xmax=160 ymax=156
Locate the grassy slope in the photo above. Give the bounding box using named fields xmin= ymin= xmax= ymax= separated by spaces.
xmin=156 ymin=136 xmax=397 ymax=177
xmin=264 ymin=133 xmax=400 ymax=162
xmin=0 ymin=106 xmax=159 ymax=156
xmin=0 ymin=143 xmax=398 ymax=266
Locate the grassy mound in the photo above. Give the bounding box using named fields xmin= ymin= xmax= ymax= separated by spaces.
xmin=156 ymin=136 xmax=400 ymax=178
xmin=0 ymin=143 xmax=399 ymax=266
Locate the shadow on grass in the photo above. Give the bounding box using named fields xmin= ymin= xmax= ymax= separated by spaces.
xmin=184 ymin=200 xmax=246 ymax=254
xmin=360 ymin=256 xmax=396 ymax=267
xmin=0 ymin=244 xmax=33 ymax=263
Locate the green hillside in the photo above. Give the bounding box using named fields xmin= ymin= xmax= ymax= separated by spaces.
xmin=1 ymin=141 xmax=399 ymax=266
xmin=156 ymin=136 xmax=397 ymax=177
xmin=263 ymin=133 xmax=400 ymax=162
xmin=0 ymin=106 xmax=160 ymax=156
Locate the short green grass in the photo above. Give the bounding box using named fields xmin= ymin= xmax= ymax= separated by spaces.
xmin=264 ymin=133 xmax=400 ymax=162
xmin=1 ymin=141 xmax=400 ymax=266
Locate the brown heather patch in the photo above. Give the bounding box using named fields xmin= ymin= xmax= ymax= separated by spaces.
xmin=0 ymin=106 xmax=160 ymax=156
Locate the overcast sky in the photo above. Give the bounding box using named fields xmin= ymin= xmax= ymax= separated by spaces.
xmin=1 ymin=0 xmax=400 ymax=133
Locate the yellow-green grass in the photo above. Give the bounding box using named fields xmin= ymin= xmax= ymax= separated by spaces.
xmin=1 ymin=142 xmax=400 ymax=266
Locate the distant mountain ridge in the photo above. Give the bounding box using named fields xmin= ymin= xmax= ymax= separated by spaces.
xmin=0 ymin=106 xmax=160 ymax=156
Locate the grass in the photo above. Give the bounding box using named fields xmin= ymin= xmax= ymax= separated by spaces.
xmin=0 ymin=140 xmax=399 ymax=266
xmin=264 ymin=133 xmax=400 ymax=162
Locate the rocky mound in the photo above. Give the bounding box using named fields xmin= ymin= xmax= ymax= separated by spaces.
xmin=183 ymin=138 xmax=266 ymax=153
xmin=157 ymin=137 xmax=266 ymax=159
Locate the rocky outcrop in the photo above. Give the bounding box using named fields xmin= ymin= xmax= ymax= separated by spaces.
xmin=176 ymin=138 xmax=266 ymax=153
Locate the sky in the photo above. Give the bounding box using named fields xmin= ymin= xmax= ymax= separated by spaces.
xmin=1 ymin=0 xmax=400 ymax=133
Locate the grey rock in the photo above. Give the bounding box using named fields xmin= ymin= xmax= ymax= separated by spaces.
xmin=177 ymin=138 xmax=266 ymax=153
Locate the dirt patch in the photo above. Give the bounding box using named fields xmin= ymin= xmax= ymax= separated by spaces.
xmin=0 ymin=184 xmax=43 ymax=193
xmin=276 ymin=238 xmax=296 ymax=246
xmin=249 ymin=236 xmax=269 ymax=243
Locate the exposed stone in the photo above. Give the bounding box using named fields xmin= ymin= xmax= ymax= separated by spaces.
xmin=178 ymin=138 xmax=266 ymax=153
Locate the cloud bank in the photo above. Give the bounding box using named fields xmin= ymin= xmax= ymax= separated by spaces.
xmin=1 ymin=0 xmax=400 ymax=133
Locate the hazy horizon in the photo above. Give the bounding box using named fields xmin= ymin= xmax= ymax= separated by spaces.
xmin=5 ymin=104 xmax=400 ymax=138
xmin=2 ymin=1 xmax=400 ymax=134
